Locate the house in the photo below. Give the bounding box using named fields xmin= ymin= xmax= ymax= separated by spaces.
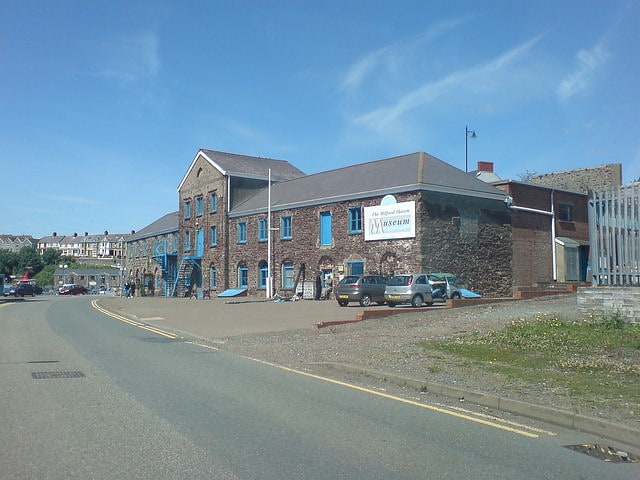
xmin=0 ymin=234 xmax=36 ymax=252
xmin=175 ymin=150 xmax=512 ymax=298
xmin=126 ymin=211 xmax=179 ymax=296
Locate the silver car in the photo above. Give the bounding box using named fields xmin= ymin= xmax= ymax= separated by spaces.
xmin=334 ymin=275 xmax=388 ymax=307
xmin=384 ymin=273 xmax=434 ymax=307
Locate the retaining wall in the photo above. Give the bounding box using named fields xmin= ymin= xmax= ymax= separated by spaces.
xmin=577 ymin=286 xmax=640 ymax=323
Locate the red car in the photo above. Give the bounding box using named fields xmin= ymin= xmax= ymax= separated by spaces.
xmin=59 ymin=284 xmax=88 ymax=295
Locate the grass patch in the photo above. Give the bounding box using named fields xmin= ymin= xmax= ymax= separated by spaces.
xmin=419 ymin=312 xmax=640 ymax=407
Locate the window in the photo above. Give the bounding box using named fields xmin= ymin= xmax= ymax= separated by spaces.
xmin=259 ymin=260 xmax=268 ymax=289
xmin=281 ymin=216 xmax=292 ymax=239
xmin=349 ymin=206 xmax=362 ymax=233
xmin=258 ymin=219 xmax=268 ymax=242
xmin=196 ymin=197 xmax=203 ymax=216
xmin=210 ymin=193 xmax=218 ymax=213
xmin=237 ymin=222 xmax=247 ymax=243
xmin=184 ymin=201 xmax=191 ymax=219
xmin=210 ymin=266 xmax=217 ymax=290
xmin=558 ymin=203 xmax=573 ymax=222
xmin=319 ymin=211 xmax=332 ymax=246
xmin=210 ymin=226 xmax=217 ymax=246
xmin=282 ymin=262 xmax=294 ymax=289
xmin=348 ymin=261 xmax=364 ymax=275
xmin=238 ymin=264 xmax=248 ymax=288
xmin=184 ymin=231 xmax=191 ymax=251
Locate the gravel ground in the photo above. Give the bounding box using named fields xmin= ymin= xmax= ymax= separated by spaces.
xmin=217 ymin=294 xmax=639 ymax=427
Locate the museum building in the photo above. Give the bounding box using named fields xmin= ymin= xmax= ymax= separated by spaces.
xmin=172 ymin=149 xmax=513 ymax=298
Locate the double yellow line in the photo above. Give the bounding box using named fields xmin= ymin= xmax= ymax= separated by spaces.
xmin=91 ymin=300 xmax=178 ymax=339
xmin=92 ymin=301 xmax=555 ymax=439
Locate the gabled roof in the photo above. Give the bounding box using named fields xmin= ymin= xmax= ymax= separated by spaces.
xmin=128 ymin=212 xmax=179 ymax=242
xmin=177 ymin=149 xmax=305 ymax=191
xmin=230 ymin=152 xmax=508 ymax=217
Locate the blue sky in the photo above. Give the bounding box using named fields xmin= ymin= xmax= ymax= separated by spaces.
xmin=1 ymin=0 xmax=639 ymax=239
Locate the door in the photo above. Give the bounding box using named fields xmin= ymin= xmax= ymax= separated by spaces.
xmin=196 ymin=229 xmax=204 ymax=258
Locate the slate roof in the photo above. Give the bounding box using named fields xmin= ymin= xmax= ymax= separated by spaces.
xmin=177 ymin=149 xmax=306 ymax=191
xmin=128 ymin=211 xmax=178 ymax=241
xmin=230 ymin=152 xmax=509 ymax=217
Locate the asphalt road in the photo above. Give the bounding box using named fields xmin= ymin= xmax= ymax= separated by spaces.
xmin=1 ymin=296 xmax=638 ymax=479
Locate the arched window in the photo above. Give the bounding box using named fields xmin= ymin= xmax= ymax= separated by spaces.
xmin=258 ymin=260 xmax=268 ymax=289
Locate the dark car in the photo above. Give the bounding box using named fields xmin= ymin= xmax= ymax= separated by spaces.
xmin=59 ymin=284 xmax=88 ymax=295
xmin=428 ymin=273 xmax=462 ymax=300
xmin=5 ymin=283 xmax=42 ymax=297
xmin=334 ymin=275 xmax=388 ymax=307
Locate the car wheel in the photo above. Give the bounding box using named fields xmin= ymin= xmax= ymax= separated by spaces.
xmin=451 ymin=292 xmax=461 ymax=299
xmin=411 ymin=295 xmax=423 ymax=308
xmin=387 ymin=302 xmax=395 ymax=307
xmin=338 ymin=300 xmax=348 ymax=307
xmin=359 ymin=294 xmax=372 ymax=307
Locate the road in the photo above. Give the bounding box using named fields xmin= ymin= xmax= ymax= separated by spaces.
xmin=0 ymin=296 xmax=637 ymax=479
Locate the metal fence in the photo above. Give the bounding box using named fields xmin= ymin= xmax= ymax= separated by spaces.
xmin=588 ymin=182 xmax=640 ymax=285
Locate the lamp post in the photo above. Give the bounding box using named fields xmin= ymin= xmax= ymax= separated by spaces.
xmin=58 ymin=264 xmax=68 ymax=290
xmin=465 ymin=125 xmax=477 ymax=173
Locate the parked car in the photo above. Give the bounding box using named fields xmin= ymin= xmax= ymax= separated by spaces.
xmin=4 ymin=283 xmax=42 ymax=297
xmin=59 ymin=284 xmax=88 ymax=295
xmin=428 ymin=273 xmax=462 ymax=300
xmin=384 ymin=273 xmax=434 ymax=307
xmin=334 ymin=275 xmax=388 ymax=307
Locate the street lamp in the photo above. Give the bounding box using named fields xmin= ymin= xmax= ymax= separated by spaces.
xmin=58 ymin=264 xmax=68 ymax=289
xmin=465 ymin=125 xmax=477 ymax=173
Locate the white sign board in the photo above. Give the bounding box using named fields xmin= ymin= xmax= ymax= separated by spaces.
xmin=364 ymin=200 xmax=416 ymax=241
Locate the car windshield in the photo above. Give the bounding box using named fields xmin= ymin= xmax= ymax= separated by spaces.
xmin=388 ymin=275 xmax=411 ymax=286
xmin=339 ymin=276 xmax=360 ymax=285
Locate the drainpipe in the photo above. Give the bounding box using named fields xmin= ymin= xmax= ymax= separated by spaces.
xmin=505 ymin=192 xmax=557 ymax=281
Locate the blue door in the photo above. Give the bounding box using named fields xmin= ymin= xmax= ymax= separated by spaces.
xmin=320 ymin=211 xmax=332 ymax=246
xmin=196 ymin=229 xmax=204 ymax=257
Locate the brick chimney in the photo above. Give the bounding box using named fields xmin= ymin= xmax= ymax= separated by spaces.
xmin=477 ymin=161 xmax=494 ymax=173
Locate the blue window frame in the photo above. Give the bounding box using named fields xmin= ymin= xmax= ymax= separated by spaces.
xmin=238 ymin=264 xmax=248 ymax=288
xmin=349 ymin=206 xmax=362 ymax=233
xmin=348 ymin=261 xmax=364 ymax=275
xmin=259 ymin=260 xmax=268 ymax=289
xmin=196 ymin=197 xmax=203 ymax=216
xmin=184 ymin=201 xmax=191 ymax=219
xmin=282 ymin=262 xmax=294 ymax=289
xmin=210 ymin=266 xmax=217 ymax=290
xmin=210 ymin=226 xmax=217 ymax=246
xmin=210 ymin=193 xmax=218 ymax=213
xmin=281 ymin=216 xmax=292 ymax=239
xmin=237 ymin=221 xmax=247 ymax=244
xmin=258 ymin=219 xmax=267 ymax=241
xmin=319 ymin=211 xmax=332 ymax=246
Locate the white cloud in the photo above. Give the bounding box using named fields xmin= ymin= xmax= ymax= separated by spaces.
xmin=557 ymin=42 xmax=608 ymax=100
xmin=341 ymin=16 xmax=472 ymax=93
xmin=97 ymin=31 xmax=160 ymax=87
xmin=352 ymin=35 xmax=542 ymax=132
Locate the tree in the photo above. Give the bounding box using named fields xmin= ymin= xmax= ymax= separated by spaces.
xmin=17 ymin=246 xmax=43 ymax=277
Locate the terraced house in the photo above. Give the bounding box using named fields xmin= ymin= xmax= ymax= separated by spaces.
xmin=173 ymin=149 xmax=512 ymax=298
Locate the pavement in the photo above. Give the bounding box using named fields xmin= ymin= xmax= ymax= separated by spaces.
xmin=6 ymin=294 xmax=639 ymax=451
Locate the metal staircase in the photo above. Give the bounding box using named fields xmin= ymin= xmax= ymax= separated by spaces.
xmin=152 ymin=239 xmax=178 ymax=297
xmin=171 ymin=256 xmax=201 ymax=297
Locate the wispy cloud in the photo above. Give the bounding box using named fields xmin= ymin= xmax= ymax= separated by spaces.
xmin=96 ymin=31 xmax=160 ymax=87
xmin=40 ymin=194 xmax=101 ymax=205
xmin=341 ymin=16 xmax=473 ymax=93
xmin=557 ymin=41 xmax=608 ymax=100
xmin=352 ymin=35 xmax=542 ymax=131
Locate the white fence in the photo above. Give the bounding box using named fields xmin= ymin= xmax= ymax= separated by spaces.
xmin=588 ymin=182 xmax=640 ymax=285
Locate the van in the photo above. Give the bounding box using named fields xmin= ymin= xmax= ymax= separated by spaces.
xmin=384 ymin=273 xmax=434 ymax=307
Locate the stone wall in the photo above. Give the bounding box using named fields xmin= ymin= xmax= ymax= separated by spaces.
xmin=530 ymin=164 xmax=622 ymax=194
xmin=577 ymin=286 xmax=640 ymax=323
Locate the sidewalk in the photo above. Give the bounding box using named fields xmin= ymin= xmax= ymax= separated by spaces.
xmin=98 ymin=295 xmax=364 ymax=338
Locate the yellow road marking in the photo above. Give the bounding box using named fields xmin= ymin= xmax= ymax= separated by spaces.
xmin=91 ymin=300 xmax=177 ymax=339
xmin=91 ymin=301 xmax=547 ymax=438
